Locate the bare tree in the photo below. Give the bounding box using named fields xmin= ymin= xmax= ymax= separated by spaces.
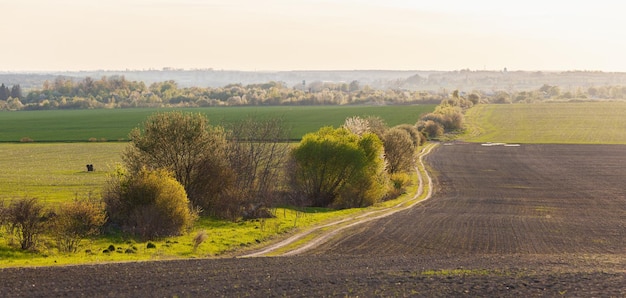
xmin=227 ymin=117 xmax=290 ymax=218
xmin=1 ymin=198 xmax=49 ymax=250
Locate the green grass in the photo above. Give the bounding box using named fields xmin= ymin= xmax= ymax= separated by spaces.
xmin=0 ymin=105 xmax=435 ymax=142
xmin=0 ymin=143 xmax=124 ymax=203
xmin=462 ymin=102 xmax=626 ymax=144
xmin=0 ymin=206 xmax=364 ymax=267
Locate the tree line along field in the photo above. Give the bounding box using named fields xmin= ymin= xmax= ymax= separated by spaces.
xmin=0 ymin=105 xmax=435 ymax=142
xmin=463 ymin=101 xmax=626 ymax=144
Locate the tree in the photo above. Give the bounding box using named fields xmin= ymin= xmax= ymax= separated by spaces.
xmin=122 ymin=111 xmax=231 ymax=213
xmin=363 ymin=116 xmax=388 ymax=139
xmin=290 ymin=127 xmax=388 ymax=208
xmin=0 ymin=84 xmax=9 ymax=101
xmin=0 ymin=198 xmax=50 ymax=250
xmin=335 ymin=132 xmax=389 ymax=208
xmin=103 ymin=168 xmax=196 ymax=240
xmin=342 ymin=116 xmax=370 ymax=136
xmin=383 ymin=127 xmax=416 ymax=173
xmin=349 ymin=80 xmax=360 ymax=92
xmin=394 ymin=124 xmax=423 ymax=147
xmin=227 ymin=117 xmax=290 ymax=218
xmin=10 ymin=84 xmax=22 ymax=99
xmin=417 ymin=120 xmax=444 ymax=140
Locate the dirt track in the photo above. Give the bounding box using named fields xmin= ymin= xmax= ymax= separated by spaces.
xmin=1 ymin=144 xmax=625 ymax=297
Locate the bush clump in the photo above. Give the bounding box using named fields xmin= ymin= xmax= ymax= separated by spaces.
xmin=51 ymin=197 xmax=107 ymax=253
xmin=103 ymin=167 xmax=197 ymax=240
xmin=0 ymin=197 xmax=50 ymax=250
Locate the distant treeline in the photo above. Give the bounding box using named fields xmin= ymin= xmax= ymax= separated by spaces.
xmin=0 ymin=75 xmax=625 ymax=111
xmin=1 ymin=76 xmax=443 ymax=110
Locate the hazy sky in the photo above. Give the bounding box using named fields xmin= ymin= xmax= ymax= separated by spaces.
xmin=2 ymin=0 xmax=625 ymax=72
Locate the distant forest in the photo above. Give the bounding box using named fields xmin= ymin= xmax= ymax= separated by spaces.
xmin=1 ymin=70 xmax=626 ymax=110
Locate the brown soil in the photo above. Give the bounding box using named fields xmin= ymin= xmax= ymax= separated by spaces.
xmin=1 ymin=144 xmax=624 ymax=297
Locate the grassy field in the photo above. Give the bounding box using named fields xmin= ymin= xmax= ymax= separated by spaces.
xmin=463 ymin=102 xmax=626 ymax=144
xmin=0 ymin=143 xmax=124 ymax=203
xmin=0 ymin=105 xmax=435 ymax=142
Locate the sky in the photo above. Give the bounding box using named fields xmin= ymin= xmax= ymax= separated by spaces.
xmin=2 ymin=0 xmax=625 ymax=72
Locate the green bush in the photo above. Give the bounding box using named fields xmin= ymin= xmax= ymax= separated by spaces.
xmin=103 ymin=168 xmax=197 ymax=240
xmin=291 ymin=127 xmax=389 ymax=208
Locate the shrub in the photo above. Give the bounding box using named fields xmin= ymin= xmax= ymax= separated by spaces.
xmin=0 ymin=197 xmax=50 ymax=250
xmin=387 ymin=173 xmax=412 ymax=200
xmin=394 ymin=124 xmax=424 ymax=147
xmin=103 ymin=168 xmax=197 ymax=240
xmin=51 ymin=197 xmax=107 ymax=253
xmin=382 ymin=127 xmax=416 ymax=174
xmin=417 ymin=120 xmax=444 ymax=140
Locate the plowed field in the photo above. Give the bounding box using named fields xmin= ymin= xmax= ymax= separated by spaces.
xmin=1 ymin=144 xmax=624 ymax=297
xmin=311 ymin=143 xmax=626 ymax=256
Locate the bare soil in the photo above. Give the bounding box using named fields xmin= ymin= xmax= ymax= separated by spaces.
xmin=1 ymin=144 xmax=624 ymax=297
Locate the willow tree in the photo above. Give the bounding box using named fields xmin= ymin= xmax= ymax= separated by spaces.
xmin=290 ymin=126 xmax=389 ymax=208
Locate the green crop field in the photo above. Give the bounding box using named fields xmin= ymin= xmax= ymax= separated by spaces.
xmin=0 ymin=105 xmax=435 ymax=142
xmin=463 ymin=102 xmax=626 ymax=144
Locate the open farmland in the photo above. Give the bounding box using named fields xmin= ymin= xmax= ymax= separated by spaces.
xmin=0 ymin=143 xmax=124 ymax=203
xmin=0 ymin=105 xmax=434 ymax=142
xmin=1 ymin=143 xmax=623 ymax=296
xmin=1 ymin=103 xmax=625 ymax=296
xmin=312 ymin=143 xmax=625 ymax=256
xmin=463 ymin=102 xmax=626 ymax=144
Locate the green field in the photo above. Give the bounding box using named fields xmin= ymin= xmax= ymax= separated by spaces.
xmin=0 ymin=143 xmax=124 ymax=203
xmin=0 ymin=105 xmax=435 ymax=142
xmin=463 ymin=102 xmax=626 ymax=144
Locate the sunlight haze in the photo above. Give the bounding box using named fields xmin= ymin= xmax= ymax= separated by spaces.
xmin=2 ymin=0 xmax=625 ymax=72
